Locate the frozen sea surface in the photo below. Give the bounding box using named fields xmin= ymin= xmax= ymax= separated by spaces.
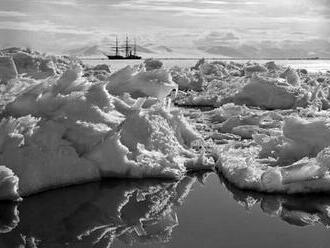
xmin=83 ymin=58 xmax=330 ymax=73
xmin=1 ymin=56 xmax=330 ymax=247
xmin=1 ymin=173 xmax=330 ymax=247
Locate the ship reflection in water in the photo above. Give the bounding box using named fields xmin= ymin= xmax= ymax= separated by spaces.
xmin=1 ymin=173 xmax=330 ymax=247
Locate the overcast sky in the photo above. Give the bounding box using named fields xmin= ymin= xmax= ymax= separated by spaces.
xmin=0 ymin=0 xmax=329 ymax=57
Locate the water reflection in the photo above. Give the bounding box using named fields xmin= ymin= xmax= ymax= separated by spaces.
xmin=3 ymin=172 xmax=329 ymax=247
xmin=0 ymin=176 xmax=200 ymax=247
xmin=219 ymin=175 xmax=330 ymax=228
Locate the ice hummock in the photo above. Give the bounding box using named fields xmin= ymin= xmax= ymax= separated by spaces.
xmin=233 ymin=74 xmax=308 ymax=110
xmin=217 ymin=117 xmax=330 ymax=194
xmin=0 ymin=48 xmax=213 ymax=200
xmin=171 ymin=58 xmax=330 ymax=194
xmin=1 ymin=48 xmax=330 ymax=200
xmin=107 ymin=65 xmax=178 ymax=100
xmin=0 ymin=166 xmax=20 ymax=201
xmin=175 ymin=59 xmax=330 ymax=111
xmin=0 ymin=57 xmax=17 ymax=83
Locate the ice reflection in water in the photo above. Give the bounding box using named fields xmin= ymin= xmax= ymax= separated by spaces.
xmin=0 ymin=176 xmax=199 ymax=248
xmin=219 ymin=174 xmax=330 ymax=228
xmin=2 ymin=172 xmax=330 ymax=247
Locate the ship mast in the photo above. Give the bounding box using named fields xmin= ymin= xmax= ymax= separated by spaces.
xmin=125 ymin=35 xmax=129 ymax=57
xmin=134 ymin=38 xmax=137 ymax=56
xmin=115 ymin=36 xmax=119 ymax=56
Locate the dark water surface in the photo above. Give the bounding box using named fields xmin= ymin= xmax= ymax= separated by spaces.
xmin=1 ymin=173 xmax=330 ymax=247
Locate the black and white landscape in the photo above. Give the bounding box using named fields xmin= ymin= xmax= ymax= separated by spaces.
xmin=1 ymin=0 xmax=330 ymax=247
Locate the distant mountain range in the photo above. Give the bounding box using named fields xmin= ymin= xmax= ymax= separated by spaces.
xmin=65 ymin=45 xmax=104 ymax=57
xmin=64 ymin=42 xmax=330 ymax=59
xmin=65 ymin=44 xmax=175 ymax=57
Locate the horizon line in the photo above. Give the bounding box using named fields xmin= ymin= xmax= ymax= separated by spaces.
xmin=80 ymin=57 xmax=330 ymax=61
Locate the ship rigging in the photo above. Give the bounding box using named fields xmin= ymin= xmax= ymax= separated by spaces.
xmin=104 ymin=36 xmax=142 ymax=60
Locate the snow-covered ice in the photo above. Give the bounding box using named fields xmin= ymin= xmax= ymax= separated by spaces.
xmin=171 ymin=58 xmax=330 ymax=194
xmin=0 ymin=48 xmax=213 ymax=200
xmin=1 ymin=48 xmax=330 ymax=200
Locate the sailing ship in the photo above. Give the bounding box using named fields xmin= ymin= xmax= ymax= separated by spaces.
xmin=105 ymin=36 xmax=142 ymax=60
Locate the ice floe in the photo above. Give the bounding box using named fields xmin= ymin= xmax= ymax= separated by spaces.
xmin=1 ymin=48 xmax=330 ymax=200
xmin=169 ymin=58 xmax=330 ymax=194
xmin=0 ymin=48 xmax=212 ymax=200
xmin=217 ymin=117 xmax=330 ymax=194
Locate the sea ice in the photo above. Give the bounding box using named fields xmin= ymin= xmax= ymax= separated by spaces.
xmin=1 ymin=50 xmax=330 ymax=199
xmin=217 ymin=117 xmax=330 ymax=194
xmin=144 ymin=58 xmax=163 ymax=71
xmin=12 ymin=51 xmax=56 ymax=79
xmin=0 ymin=49 xmax=212 ymax=200
xmin=244 ymin=64 xmax=267 ymax=77
xmin=0 ymin=57 xmax=17 ymax=83
xmin=255 ymin=117 xmax=330 ymax=165
xmin=233 ymin=74 xmax=308 ymax=109
xmin=265 ymin=61 xmax=281 ymax=71
xmin=171 ymin=66 xmax=204 ymax=91
xmin=0 ymin=166 xmax=20 ymax=201
xmin=86 ymin=105 xmax=213 ymax=179
xmin=107 ymin=65 xmax=178 ymax=100
xmin=170 ymin=59 xmax=330 ymax=194
xmin=280 ymin=67 xmax=300 ymax=86
xmin=217 ymin=145 xmax=330 ymax=194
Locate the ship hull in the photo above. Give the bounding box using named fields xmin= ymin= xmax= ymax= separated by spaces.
xmin=106 ymin=55 xmax=142 ymax=60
